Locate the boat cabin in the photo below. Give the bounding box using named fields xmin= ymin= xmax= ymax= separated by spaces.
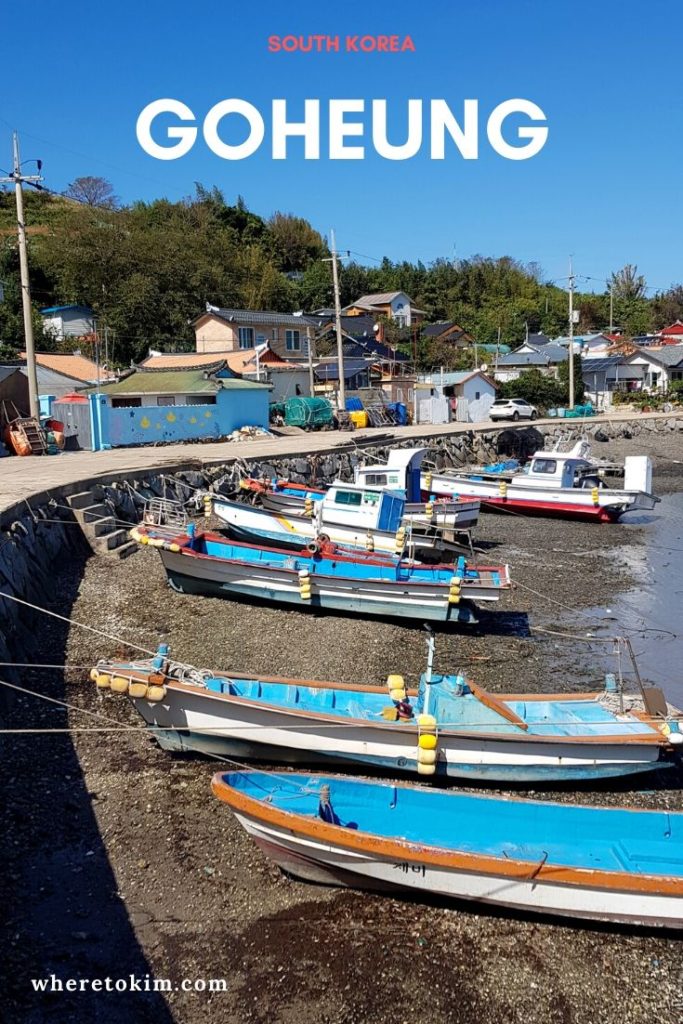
xmin=516 ymin=449 xmax=653 ymax=494
xmin=517 ymin=452 xmax=600 ymax=490
xmin=354 ymin=447 xmax=428 ymax=502
xmin=318 ymin=483 xmax=406 ymax=532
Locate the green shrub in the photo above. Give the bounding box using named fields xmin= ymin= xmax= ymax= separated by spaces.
xmin=498 ymin=369 xmax=565 ymax=412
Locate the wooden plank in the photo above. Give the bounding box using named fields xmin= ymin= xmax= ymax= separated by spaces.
xmin=468 ymin=680 xmax=529 ymax=731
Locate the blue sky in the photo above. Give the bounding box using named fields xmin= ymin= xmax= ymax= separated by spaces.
xmin=1 ymin=0 xmax=680 ymax=292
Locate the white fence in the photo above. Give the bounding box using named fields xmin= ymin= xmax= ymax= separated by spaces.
xmin=456 ymin=394 xmax=495 ymax=423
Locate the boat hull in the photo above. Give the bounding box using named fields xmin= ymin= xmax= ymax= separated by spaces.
xmin=240 ymin=813 xmax=683 ymax=928
xmin=159 ymin=549 xmax=478 ymax=624
xmin=422 ymin=473 xmax=658 ymax=522
xmin=212 ymin=774 xmax=683 ymax=929
xmin=129 ymin=684 xmax=671 ymax=782
xmin=215 ymin=501 xmax=442 ymax=557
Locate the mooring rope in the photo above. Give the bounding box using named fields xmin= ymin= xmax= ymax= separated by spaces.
xmin=0 ymin=591 xmax=159 ymax=656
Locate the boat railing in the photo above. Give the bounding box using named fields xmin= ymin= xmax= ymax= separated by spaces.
xmin=142 ymin=497 xmax=188 ymax=529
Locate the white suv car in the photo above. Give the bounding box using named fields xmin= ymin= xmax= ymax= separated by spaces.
xmin=489 ymin=398 xmax=538 ymax=422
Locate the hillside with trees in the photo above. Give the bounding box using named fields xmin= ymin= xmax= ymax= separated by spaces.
xmin=1 ymin=179 xmax=681 ymax=368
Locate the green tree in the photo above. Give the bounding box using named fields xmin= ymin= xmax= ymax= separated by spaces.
xmin=268 ymin=212 xmax=326 ymax=272
xmin=499 ymin=370 xmax=564 ymax=410
xmin=609 ymin=263 xmax=647 ymax=301
xmin=557 ymin=354 xmax=585 ymax=404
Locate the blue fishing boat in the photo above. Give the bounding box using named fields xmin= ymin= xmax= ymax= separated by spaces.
xmin=130 ymin=524 xmax=510 ymax=624
xmin=93 ymin=636 xmax=682 ymax=782
xmin=212 ymin=770 xmax=683 ymax=928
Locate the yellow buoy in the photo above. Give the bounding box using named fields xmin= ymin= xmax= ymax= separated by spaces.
xmin=417 ymin=747 xmax=437 ymax=766
xmin=128 ymin=681 xmax=149 ymax=699
xmin=89 ymin=667 xmax=99 ymax=682
xmin=419 ymin=733 xmax=437 ymax=750
xmin=417 ymin=713 xmax=437 ymax=730
xmin=147 ymin=684 xmax=167 ymax=702
xmin=425 ymin=472 xmax=433 ymax=489
xmin=381 ymin=706 xmax=399 ymax=721
xmin=499 ymin=481 xmax=508 ymax=499
xmin=95 ymin=673 xmax=111 ymax=690
xmin=387 ymin=674 xmax=405 ymax=689
xmin=417 ymin=762 xmax=436 ymax=776
xmin=389 ymin=688 xmax=407 ymax=703
xmin=167 ymin=543 xmax=180 ymax=553
xmin=591 ymin=486 xmax=599 ymax=506
xmin=110 ymin=676 xmax=129 ymax=694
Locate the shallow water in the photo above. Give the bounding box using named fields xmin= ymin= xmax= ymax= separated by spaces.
xmin=576 ymin=492 xmax=683 ymax=705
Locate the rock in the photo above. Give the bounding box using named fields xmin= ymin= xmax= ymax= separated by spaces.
xmin=593 ymin=428 xmax=610 ymax=442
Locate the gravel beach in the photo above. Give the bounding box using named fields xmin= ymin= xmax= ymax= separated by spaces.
xmin=2 ymin=431 xmax=683 ymax=1024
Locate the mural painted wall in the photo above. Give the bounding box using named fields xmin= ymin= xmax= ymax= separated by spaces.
xmin=101 ymin=388 xmax=269 ymax=447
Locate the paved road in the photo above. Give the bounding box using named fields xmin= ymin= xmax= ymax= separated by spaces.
xmin=0 ymin=410 xmax=676 ymax=519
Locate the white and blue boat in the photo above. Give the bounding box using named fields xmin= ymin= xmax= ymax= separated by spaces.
xmin=238 ymin=447 xmax=480 ymax=536
xmin=212 ymin=770 xmax=683 ymax=928
xmin=92 ymin=637 xmax=682 ymax=782
xmin=131 ymin=524 xmax=510 ymax=624
xmin=213 ymin=488 xmax=443 ymax=558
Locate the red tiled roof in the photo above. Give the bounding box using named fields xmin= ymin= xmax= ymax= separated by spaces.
xmin=660 ymin=321 xmax=683 ymax=336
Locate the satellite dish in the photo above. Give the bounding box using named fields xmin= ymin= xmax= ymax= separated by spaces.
xmin=480 ymin=363 xmax=488 ymax=372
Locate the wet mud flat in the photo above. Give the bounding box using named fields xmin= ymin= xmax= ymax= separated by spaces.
xmin=3 ymin=433 xmax=683 ymax=1024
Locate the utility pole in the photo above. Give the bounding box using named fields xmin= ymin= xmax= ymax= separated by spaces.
xmin=324 ymin=229 xmax=346 ymax=411
xmin=568 ymin=256 xmax=575 ymax=411
xmin=609 ymin=284 xmax=614 ymax=334
xmin=0 ymin=133 xmax=43 ymax=420
xmin=306 ymin=326 xmax=315 ymax=397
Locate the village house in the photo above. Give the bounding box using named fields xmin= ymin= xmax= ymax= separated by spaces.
xmin=419 ymin=369 xmax=497 ymax=422
xmin=40 ymin=304 xmax=96 ymax=340
xmin=580 ymin=356 xmax=644 ymax=408
xmin=314 ymin=358 xmax=372 ymax=396
xmin=493 ymin=344 xmax=568 ymax=382
xmin=553 ymin=333 xmax=617 ymax=357
xmin=87 ymin=361 xmax=270 ymax=448
xmin=342 ymin=291 xmax=426 ymax=327
xmin=656 ymin=321 xmax=683 ymax=345
xmin=194 ymin=305 xmax=316 ymax=364
xmin=18 ymin=350 xmax=106 ymax=398
xmin=421 ymin=321 xmax=475 ymax=347
xmin=519 ymin=332 xmax=553 ymax=349
xmin=140 ymin=345 xmax=312 ymax=402
xmin=624 ymin=346 xmax=683 ymax=392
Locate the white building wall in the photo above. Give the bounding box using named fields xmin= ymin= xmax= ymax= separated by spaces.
xmin=389 ymin=293 xmax=412 ymax=326
xmin=42 ymin=309 xmax=96 ymax=340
